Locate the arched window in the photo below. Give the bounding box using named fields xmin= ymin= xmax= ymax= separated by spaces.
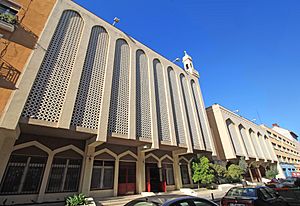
xmin=0 ymin=146 xmax=48 ymax=195
xmin=46 ymin=150 xmax=82 ymax=193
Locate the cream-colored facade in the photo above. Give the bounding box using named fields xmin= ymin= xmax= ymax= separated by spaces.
xmin=0 ymin=0 xmax=216 ymax=204
xmin=262 ymin=125 xmax=300 ymax=178
xmin=206 ymin=104 xmax=277 ymax=182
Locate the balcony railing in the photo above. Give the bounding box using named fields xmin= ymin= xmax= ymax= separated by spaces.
xmin=0 ymin=58 xmax=20 ymax=89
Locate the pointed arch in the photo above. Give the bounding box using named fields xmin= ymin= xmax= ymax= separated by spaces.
xmin=13 ymin=141 xmax=51 ymax=155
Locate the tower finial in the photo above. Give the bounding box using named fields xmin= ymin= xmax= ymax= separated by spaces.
xmin=182 ymin=51 xmax=199 ymax=78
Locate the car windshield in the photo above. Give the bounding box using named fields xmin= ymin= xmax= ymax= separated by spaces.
xmin=226 ymin=188 xmax=256 ymax=197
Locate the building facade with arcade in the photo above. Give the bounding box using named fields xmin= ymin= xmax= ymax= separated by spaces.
xmin=0 ymin=0 xmax=216 ymax=204
xmin=206 ymin=104 xmax=278 ymax=182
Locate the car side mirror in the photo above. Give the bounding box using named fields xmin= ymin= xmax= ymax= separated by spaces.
xmin=275 ymin=192 xmax=280 ymax=197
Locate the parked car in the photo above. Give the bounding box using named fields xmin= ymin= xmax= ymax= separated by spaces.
xmin=125 ymin=195 xmax=218 ymax=206
xmin=267 ymin=177 xmax=298 ymax=189
xmin=221 ymin=186 xmax=289 ymax=206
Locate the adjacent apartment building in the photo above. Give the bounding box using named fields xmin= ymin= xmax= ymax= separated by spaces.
xmin=0 ymin=0 xmax=216 ymax=204
xmin=206 ymin=104 xmax=278 ymax=182
xmin=263 ymin=124 xmax=300 ymax=178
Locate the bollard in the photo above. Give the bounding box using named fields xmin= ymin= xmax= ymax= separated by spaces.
xmin=211 ymin=193 xmax=214 ymax=200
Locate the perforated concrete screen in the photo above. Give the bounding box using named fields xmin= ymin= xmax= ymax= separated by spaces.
xmin=238 ymin=125 xmax=256 ymax=158
xmin=71 ymin=26 xmax=109 ymax=129
xmin=153 ymin=60 xmax=170 ymax=142
xmin=22 ymin=10 xmax=84 ymax=122
xmin=191 ymin=81 xmax=212 ymax=150
xmin=108 ymin=39 xmax=130 ymax=136
xmin=180 ymin=74 xmax=200 ymax=149
xmin=168 ymin=67 xmax=185 ymax=145
xmin=136 ymin=50 xmax=152 ymax=139
xmin=226 ymin=119 xmax=244 ymax=156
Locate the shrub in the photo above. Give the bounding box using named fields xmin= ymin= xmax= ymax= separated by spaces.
xmin=66 ymin=193 xmax=87 ymax=206
xmin=210 ymin=163 xmax=227 ymax=184
xmin=226 ymin=164 xmax=244 ymax=182
xmin=238 ymin=157 xmax=248 ymax=176
xmin=192 ymin=156 xmax=215 ymax=188
xmin=265 ymin=168 xmax=278 ymax=179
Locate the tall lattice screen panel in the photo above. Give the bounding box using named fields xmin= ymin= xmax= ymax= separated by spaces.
xmin=136 ymin=50 xmax=151 ymax=139
xmin=180 ymin=75 xmax=201 ymax=149
xmin=71 ymin=26 xmax=109 ymax=130
xmin=168 ymin=67 xmax=185 ymax=145
xmin=108 ymin=39 xmax=130 ymax=135
xmin=191 ymin=80 xmax=212 ymax=150
xmin=22 ymin=10 xmax=84 ymax=122
xmin=249 ymin=129 xmax=259 ymax=158
xmin=153 ymin=59 xmax=170 ymax=142
xmin=226 ymin=119 xmax=244 ymax=156
xmin=238 ymin=125 xmax=255 ymax=158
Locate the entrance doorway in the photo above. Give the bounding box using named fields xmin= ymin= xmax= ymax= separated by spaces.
xmin=146 ymin=163 xmax=161 ymax=192
xmin=118 ymin=161 xmax=136 ymax=195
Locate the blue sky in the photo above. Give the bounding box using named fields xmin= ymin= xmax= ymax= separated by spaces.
xmin=74 ymin=0 xmax=300 ymax=138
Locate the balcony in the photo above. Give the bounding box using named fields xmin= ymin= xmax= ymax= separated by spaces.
xmin=0 ymin=13 xmax=17 ymax=32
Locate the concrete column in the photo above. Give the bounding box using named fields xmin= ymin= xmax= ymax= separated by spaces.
xmin=147 ymin=55 xmax=159 ymax=149
xmin=80 ymin=146 xmax=95 ymax=195
xmin=136 ymin=148 xmax=145 ymax=193
xmin=37 ymin=153 xmax=54 ymax=202
xmin=97 ymin=37 xmax=117 ymax=142
xmin=128 ymin=47 xmax=136 ymax=140
xmin=234 ymin=124 xmax=249 ymax=159
xmin=194 ymin=80 xmax=216 ymax=154
xmin=175 ymin=74 xmax=193 ymax=153
xmin=59 ymin=20 xmax=93 ymax=129
xmin=211 ymin=105 xmax=236 ymax=159
xmin=172 ymin=152 xmax=182 ymax=189
xmin=113 ymin=158 xmax=119 ymax=196
xmin=186 ymin=77 xmax=205 ymax=150
xmin=162 ymin=63 xmax=177 ymax=146
xmin=248 ymin=168 xmax=254 ymax=182
xmin=256 ymin=166 xmax=262 ymax=182
xmin=0 ymin=129 xmax=18 ymax=183
xmin=187 ymin=162 xmax=193 ymax=187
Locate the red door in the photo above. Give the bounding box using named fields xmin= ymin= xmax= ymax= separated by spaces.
xmin=118 ymin=162 xmax=136 ymax=195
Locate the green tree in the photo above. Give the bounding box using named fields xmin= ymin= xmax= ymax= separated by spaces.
xmin=226 ymin=164 xmax=244 ymax=182
xmin=192 ymin=156 xmax=215 ymax=188
xmin=265 ymin=168 xmax=278 ymax=179
xmin=210 ymin=163 xmax=227 ymax=184
xmin=238 ymin=157 xmax=248 ymax=177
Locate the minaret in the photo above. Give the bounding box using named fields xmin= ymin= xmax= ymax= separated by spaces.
xmin=182 ymin=51 xmax=199 ymax=78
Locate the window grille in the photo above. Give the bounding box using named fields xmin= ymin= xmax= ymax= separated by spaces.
xmin=46 ymin=158 xmax=82 ymax=193
xmin=180 ymin=164 xmax=190 ymax=185
xmin=0 ymin=155 xmax=47 ymax=195
xmin=162 ymin=163 xmax=174 ymax=185
xmin=91 ymin=160 xmax=114 ymax=190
